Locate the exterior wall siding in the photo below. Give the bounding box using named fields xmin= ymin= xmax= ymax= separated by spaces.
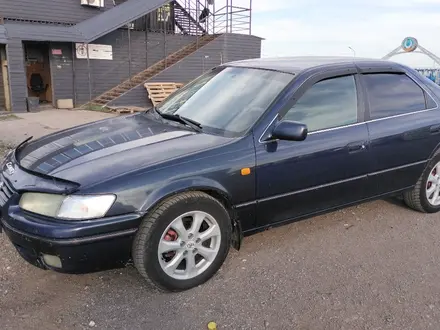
xmin=1 ymin=0 xmax=117 ymax=24
xmin=6 ymin=40 xmax=27 ymax=112
xmin=0 ymin=26 xmax=7 ymax=44
xmin=74 ymin=30 xmax=195 ymax=105
xmin=222 ymin=33 xmax=262 ymax=62
xmin=108 ymin=33 xmax=262 ymax=108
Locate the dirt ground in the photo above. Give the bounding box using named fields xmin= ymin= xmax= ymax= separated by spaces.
xmin=2 ymin=110 xmax=440 ymax=330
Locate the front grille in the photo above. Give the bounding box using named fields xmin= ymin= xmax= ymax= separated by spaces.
xmin=0 ymin=174 xmax=14 ymax=207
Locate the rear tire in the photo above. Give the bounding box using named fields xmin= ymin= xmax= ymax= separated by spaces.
xmin=132 ymin=191 xmax=231 ymax=292
xmin=404 ymin=153 xmax=440 ymax=213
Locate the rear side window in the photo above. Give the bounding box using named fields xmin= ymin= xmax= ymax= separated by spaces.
xmin=284 ymin=75 xmax=358 ymax=132
xmin=363 ymin=73 xmax=426 ymax=120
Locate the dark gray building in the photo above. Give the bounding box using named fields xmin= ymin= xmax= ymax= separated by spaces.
xmin=0 ymin=0 xmax=261 ymax=112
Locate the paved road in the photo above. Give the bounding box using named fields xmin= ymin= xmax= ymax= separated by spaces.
xmin=2 ymin=111 xmax=440 ymax=329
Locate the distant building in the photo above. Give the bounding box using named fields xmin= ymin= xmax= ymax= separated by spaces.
xmin=0 ymin=0 xmax=261 ymax=112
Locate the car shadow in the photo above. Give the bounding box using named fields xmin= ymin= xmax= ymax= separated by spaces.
xmin=382 ymin=196 xmax=406 ymax=208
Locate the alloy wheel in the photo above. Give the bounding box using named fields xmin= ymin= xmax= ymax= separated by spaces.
xmin=157 ymin=211 xmax=222 ymax=280
xmin=426 ymin=161 xmax=440 ymax=206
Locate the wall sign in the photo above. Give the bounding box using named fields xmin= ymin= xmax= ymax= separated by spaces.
xmin=401 ymin=37 xmax=418 ymax=53
xmin=75 ymin=43 xmax=113 ymax=60
xmin=51 ymin=49 xmax=62 ymax=55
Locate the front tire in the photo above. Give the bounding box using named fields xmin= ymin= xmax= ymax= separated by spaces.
xmin=133 ymin=191 xmax=231 ymax=292
xmin=404 ymin=153 xmax=440 ymax=213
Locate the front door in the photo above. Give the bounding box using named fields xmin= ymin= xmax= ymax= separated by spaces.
xmin=255 ymin=73 xmax=370 ymax=226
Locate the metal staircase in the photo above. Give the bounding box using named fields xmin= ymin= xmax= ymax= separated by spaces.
xmin=85 ymin=34 xmax=219 ymax=107
xmin=174 ymin=0 xmax=207 ymax=35
xmin=174 ymin=1 xmax=206 ymax=35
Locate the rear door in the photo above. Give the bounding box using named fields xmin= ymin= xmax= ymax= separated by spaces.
xmin=360 ymin=69 xmax=440 ymax=196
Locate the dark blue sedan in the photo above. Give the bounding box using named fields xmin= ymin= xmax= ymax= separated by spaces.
xmin=2 ymin=57 xmax=440 ymax=291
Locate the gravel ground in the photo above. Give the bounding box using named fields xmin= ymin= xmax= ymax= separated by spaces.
xmin=2 ymin=112 xmax=440 ymax=329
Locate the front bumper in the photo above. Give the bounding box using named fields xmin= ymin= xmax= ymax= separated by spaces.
xmin=0 ymin=206 xmax=142 ymax=274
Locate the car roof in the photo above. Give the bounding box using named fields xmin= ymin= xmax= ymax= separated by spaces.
xmin=225 ymin=56 xmax=401 ymax=75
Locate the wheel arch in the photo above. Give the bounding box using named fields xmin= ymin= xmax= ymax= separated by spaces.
xmin=428 ymin=143 xmax=440 ymax=162
xmin=139 ymin=177 xmax=243 ymax=250
xmin=421 ymin=144 xmax=440 ymax=176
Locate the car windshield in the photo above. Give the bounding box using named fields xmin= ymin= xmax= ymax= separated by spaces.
xmin=156 ymin=66 xmax=294 ymax=136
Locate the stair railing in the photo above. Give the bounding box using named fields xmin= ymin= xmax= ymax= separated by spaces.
xmin=175 ymin=0 xmax=251 ymax=35
xmin=88 ymin=34 xmax=218 ymax=105
xmin=175 ymin=0 xmax=210 ymax=36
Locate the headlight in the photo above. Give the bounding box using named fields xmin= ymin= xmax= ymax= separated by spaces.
xmin=19 ymin=193 xmax=65 ymax=218
xmin=19 ymin=193 xmax=116 ymax=220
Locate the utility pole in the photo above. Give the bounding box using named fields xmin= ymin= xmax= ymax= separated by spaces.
xmin=348 ymin=46 xmax=356 ymax=57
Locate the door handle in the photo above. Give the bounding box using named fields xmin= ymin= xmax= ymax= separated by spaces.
xmin=430 ymin=125 xmax=440 ymax=134
xmin=347 ymin=141 xmax=366 ymax=153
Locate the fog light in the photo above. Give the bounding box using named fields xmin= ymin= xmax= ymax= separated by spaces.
xmin=42 ymin=254 xmax=62 ymax=268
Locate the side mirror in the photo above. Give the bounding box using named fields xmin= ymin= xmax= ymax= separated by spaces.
xmin=271 ymin=120 xmax=308 ymax=141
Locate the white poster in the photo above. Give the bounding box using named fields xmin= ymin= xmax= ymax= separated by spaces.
xmin=75 ymin=43 xmax=113 ymax=60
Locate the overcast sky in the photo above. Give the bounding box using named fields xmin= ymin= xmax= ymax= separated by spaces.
xmin=235 ymin=0 xmax=440 ymax=68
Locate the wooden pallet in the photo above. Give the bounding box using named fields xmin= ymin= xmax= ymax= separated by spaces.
xmin=144 ymin=82 xmax=184 ymax=106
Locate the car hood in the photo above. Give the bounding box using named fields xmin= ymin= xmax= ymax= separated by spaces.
xmin=16 ymin=112 xmax=232 ymax=186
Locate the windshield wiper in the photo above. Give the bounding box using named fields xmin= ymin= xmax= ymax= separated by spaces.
xmin=154 ymin=108 xmax=203 ymax=133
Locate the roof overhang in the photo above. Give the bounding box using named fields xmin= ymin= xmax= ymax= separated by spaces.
xmin=4 ymin=22 xmax=84 ymax=43
xmin=74 ymin=0 xmax=171 ymax=43
xmin=1 ymin=0 xmax=170 ymax=43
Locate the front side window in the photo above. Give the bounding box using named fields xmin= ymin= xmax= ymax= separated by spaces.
xmin=157 ymin=66 xmax=294 ymax=136
xmin=363 ymin=73 xmax=426 ymax=120
xmin=283 ymin=75 xmax=358 ymax=132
